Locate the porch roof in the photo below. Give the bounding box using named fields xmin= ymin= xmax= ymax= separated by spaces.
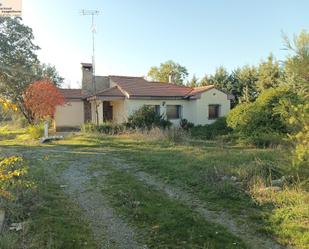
xmin=87 ymin=86 xmax=125 ymax=100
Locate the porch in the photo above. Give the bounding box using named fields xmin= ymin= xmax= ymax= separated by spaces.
xmin=89 ymin=99 xmax=126 ymax=125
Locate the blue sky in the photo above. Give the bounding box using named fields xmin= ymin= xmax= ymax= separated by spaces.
xmin=23 ymin=0 xmax=309 ymax=88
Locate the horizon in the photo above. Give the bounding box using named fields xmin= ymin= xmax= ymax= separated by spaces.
xmin=22 ymin=0 xmax=309 ymax=88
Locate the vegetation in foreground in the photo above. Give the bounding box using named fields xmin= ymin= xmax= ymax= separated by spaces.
xmin=0 ymin=126 xmax=308 ymax=248
xmin=59 ymin=132 xmax=308 ymax=249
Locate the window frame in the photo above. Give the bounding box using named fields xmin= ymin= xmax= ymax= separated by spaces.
xmin=166 ymin=105 xmax=182 ymax=120
xmin=208 ymin=104 xmax=220 ymax=120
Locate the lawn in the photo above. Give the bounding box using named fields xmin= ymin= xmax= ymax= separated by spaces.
xmin=0 ymin=127 xmax=308 ymax=249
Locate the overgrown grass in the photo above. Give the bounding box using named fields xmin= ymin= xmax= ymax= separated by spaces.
xmin=1 ymin=126 xmax=308 ymax=249
xmin=100 ymin=168 xmax=245 ymax=249
xmin=0 ymin=150 xmax=97 ymax=249
xmin=55 ymin=134 xmax=308 ymax=248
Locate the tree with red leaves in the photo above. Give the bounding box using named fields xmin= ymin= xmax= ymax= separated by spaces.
xmin=23 ymin=80 xmax=65 ymax=123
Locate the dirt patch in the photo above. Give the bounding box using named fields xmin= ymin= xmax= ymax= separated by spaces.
xmin=60 ymin=160 xmax=146 ymax=249
xmin=25 ymin=149 xmax=147 ymax=249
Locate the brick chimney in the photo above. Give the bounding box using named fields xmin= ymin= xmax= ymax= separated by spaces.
xmin=81 ymin=63 xmax=93 ymax=94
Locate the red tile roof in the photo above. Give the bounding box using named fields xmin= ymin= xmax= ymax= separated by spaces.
xmin=60 ymin=76 xmax=220 ymax=101
xmin=185 ymin=85 xmax=215 ymax=97
xmin=59 ymin=89 xmax=87 ymax=99
xmin=109 ymin=76 xmax=194 ymax=98
xmin=96 ymin=86 xmax=126 ymax=97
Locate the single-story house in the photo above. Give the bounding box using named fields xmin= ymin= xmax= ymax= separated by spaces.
xmin=54 ymin=63 xmax=233 ymax=131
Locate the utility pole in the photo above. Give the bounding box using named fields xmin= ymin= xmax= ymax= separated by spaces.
xmin=81 ymin=9 xmax=100 ymax=125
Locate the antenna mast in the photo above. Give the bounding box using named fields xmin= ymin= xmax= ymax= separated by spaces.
xmin=80 ymin=9 xmax=100 ymax=93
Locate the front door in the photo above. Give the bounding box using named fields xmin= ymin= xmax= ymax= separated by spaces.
xmin=103 ymin=101 xmax=113 ymax=122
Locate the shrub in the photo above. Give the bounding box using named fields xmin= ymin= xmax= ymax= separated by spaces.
xmin=126 ymin=106 xmax=171 ymax=130
xmin=0 ymin=156 xmax=32 ymax=200
xmin=180 ymin=119 xmax=194 ymax=131
xmin=227 ymin=87 xmax=299 ymax=136
xmin=97 ymin=123 xmax=125 ymax=135
xmin=81 ymin=122 xmax=126 ymax=135
xmin=191 ymin=117 xmax=231 ymax=140
xmin=81 ymin=122 xmax=98 ymax=133
xmin=27 ymin=123 xmax=44 ymax=139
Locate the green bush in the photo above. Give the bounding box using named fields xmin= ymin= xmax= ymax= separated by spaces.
xmin=126 ymin=106 xmax=171 ymax=130
xmin=81 ymin=122 xmax=125 ymax=135
xmin=180 ymin=119 xmax=194 ymax=131
xmin=191 ymin=117 xmax=231 ymax=140
xmin=97 ymin=123 xmax=125 ymax=135
xmin=227 ymin=87 xmax=299 ymax=135
xmin=81 ymin=122 xmax=98 ymax=133
xmin=27 ymin=124 xmax=44 ymax=139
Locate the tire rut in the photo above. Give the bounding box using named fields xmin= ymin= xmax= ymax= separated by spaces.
xmin=108 ymin=156 xmax=288 ymax=249
xmin=61 ymin=160 xmax=146 ymax=249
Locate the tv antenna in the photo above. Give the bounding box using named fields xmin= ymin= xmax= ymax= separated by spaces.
xmin=80 ymin=9 xmax=100 ymax=93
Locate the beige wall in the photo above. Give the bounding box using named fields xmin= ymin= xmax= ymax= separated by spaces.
xmin=124 ymin=99 xmax=194 ymax=126
xmin=112 ymin=100 xmax=126 ymax=123
xmin=122 ymin=89 xmax=230 ymax=126
xmin=55 ymin=101 xmax=84 ymax=128
xmin=84 ymin=88 xmax=231 ymax=126
xmin=194 ymin=88 xmax=231 ymax=125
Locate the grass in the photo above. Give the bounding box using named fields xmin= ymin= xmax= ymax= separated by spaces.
xmin=0 ymin=128 xmax=97 ymax=249
xmin=1 ymin=126 xmax=308 ymax=248
xmin=56 ymin=133 xmax=309 ymax=248
xmin=97 ymin=168 xmax=245 ymax=249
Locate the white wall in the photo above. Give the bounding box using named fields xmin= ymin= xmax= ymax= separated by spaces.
xmin=55 ymin=101 xmax=84 ymax=128
xmin=123 ymin=89 xmax=230 ymax=126
xmin=112 ymin=100 xmax=126 ymax=123
xmin=194 ymin=88 xmax=231 ymax=125
xmin=83 ymin=88 xmax=231 ymax=126
xmin=124 ymin=99 xmax=194 ymax=126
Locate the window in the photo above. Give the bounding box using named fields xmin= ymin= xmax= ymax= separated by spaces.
xmin=166 ymin=105 xmax=182 ymax=119
xmin=208 ymin=104 xmax=220 ymax=119
xmin=147 ymin=105 xmax=160 ymax=116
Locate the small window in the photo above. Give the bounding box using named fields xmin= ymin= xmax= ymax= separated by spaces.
xmin=208 ymin=104 xmax=220 ymax=119
xmin=147 ymin=105 xmax=160 ymax=116
xmin=166 ymin=105 xmax=182 ymax=119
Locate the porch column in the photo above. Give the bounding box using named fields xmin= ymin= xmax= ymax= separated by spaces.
xmin=98 ymin=101 xmax=104 ymax=124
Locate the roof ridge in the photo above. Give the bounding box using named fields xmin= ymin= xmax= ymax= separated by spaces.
xmin=148 ymin=81 xmax=193 ymax=89
xmin=109 ymin=75 xmax=145 ymax=79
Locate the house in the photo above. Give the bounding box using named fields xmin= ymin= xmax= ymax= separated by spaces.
xmin=54 ymin=63 xmax=233 ymax=131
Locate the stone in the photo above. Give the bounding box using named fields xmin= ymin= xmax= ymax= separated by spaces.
xmin=230 ymin=176 xmax=237 ymax=181
xmin=9 ymin=222 xmax=23 ymax=231
xmin=40 ymin=135 xmax=64 ymax=143
xmin=271 ymin=177 xmax=285 ymax=187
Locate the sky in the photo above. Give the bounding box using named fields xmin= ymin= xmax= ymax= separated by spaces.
xmin=22 ymin=0 xmax=309 ymax=88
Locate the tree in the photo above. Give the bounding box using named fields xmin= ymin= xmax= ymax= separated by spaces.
xmin=188 ymin=74 xmax=199 ymax=87
xmin=256 ymin=54 xmax=282 ymax=91
xmin=279 ymin=30 xmax=309 ymax=169
xmin=232 ymin=66 xmax=258 ymax=103
xmin=206 ymin=66 xmax=230 ymax=90
xmin=200 ymin=74 xmax=212 ymax=86
xmin=147 ymin=60 xmax=188 ymax=85
xmin=23 ymin=80 xmax=65 ymax=122
xmin=0 ymin=17 xmax=39 ymax=122
xmin=0 ymin=18 xmax=64 ymax=123
xmin=36 ymin=63 xmax=64 ymax=87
